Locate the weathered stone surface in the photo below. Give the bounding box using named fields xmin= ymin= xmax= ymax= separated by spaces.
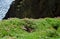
xmin=0 ymin=0 xmax=14 ymax=20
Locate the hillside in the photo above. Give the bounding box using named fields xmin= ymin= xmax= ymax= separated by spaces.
xmin=0 ymin=18 xmax=60 ymax=39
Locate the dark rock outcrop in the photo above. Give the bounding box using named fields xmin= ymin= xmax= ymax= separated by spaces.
xmin=4 ymin=0 xmax=60 ymax=19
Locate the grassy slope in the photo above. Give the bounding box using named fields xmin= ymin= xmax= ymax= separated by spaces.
xmin=0 ymin=18 xmax=60 ymax=39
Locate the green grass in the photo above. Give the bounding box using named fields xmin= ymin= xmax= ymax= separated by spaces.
xmin=0 ymin=18 xmax=60 ymax=39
